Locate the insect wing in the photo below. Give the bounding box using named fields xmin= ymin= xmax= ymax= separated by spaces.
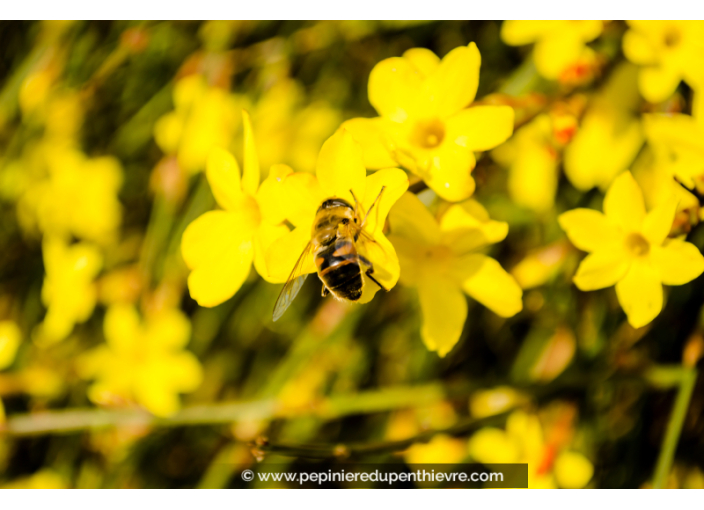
xmin=272 ymin=242 xmax=314 ymax=322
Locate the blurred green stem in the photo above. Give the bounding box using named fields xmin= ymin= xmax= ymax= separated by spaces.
xmin=258 ymin=411 xmax=512 ymax=460
xmin=648 ymin=365 xmax=698 ymax=489
xmin=1 ymin=381 xmax=474 ymax=436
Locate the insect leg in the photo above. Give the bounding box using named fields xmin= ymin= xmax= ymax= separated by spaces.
xmin=365 ymin=268 xmax=389 ymax=292
xmin=321 ymin=284 xmax=330 ymax=297
xmin=361 ymin=186 xmax=386 ymax=228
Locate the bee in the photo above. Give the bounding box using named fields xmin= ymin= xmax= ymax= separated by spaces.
xmin=272 ymin=187 xmax=388 ymax=321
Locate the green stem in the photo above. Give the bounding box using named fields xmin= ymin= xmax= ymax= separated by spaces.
xmin=258 ymin=411 xmax=512 ymax=460
xmin=651 ymin=366 xmax=698 ymax=489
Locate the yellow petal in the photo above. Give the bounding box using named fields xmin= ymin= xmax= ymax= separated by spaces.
xmin=241 ymin=110 xmax=260 ymax=196
xmin=387 ymin=191 xmax=441 ymax=245
xmin=424 ymin=43 xmax=481 ymax=118
xmin=558 ymin=209 xmax=621 ymax=252
xmin=573 ymin=248 xmax=630 ymax=291
xmin=264 ymin=225 xmax=316 ymax=283
xmin=622 ymin=28 xmax=657 ymax=65
xmin=468 ymin=428 xmax=519 ymax=464
xmin=181 ymin=210 xmax=258 ymax=307
xmin=187 ymin=237 xmax=254 ymax=308
xmin=206 ymin=147 xmax=243 ymax=211
xmin=181 ymin=209 xmax=257 ymax=270
xmin=253 ymin=222 xmax=291 ymax=283
xmin=441 ymin=201 xmax=508 ymax=252
xmin=104 ymin=304 xmax=141 ymax=353
xmin=639 ymin=65 xmax=682 ymax=103
xmin=402 ymin=47 xmax=440 ymax=77
xmin=342 ymin=117 xmax=398 ymax=169
xmin=368 ymin=56 xmax=425 ymax=123
xmin=651 ymin=240 xmax=704 ymax=286
xmin=554 ymin=451 xmax=594 ymax=489
xmin=615 ymin=259 xmax=663 ymax=328
xmin=447 ymin=105 xmax=514 ymax=152
xmin=360 ymin=168 xmax=409 ymax=236
xmin=280 ymin=172 xmax=323 ymax=227
xmin=461 ymin=255 xmax=523 ymax=317
xmin=603 ymin=171 xmax=646 ymax=232
xmin=316 ymin=129 xmax=366 ymax=202
xmin=134 ymin=381 xmax=182 ymax=417
xmin=0 ymin=321 xmax=22 ymax=370
xmin=417 ymin=274 xmax=467 ymax=357
xmin=533 ymin=32 xmax=584 ymax=80
xmin=501 ymin=20 xmax=557 ymax=45
xmin=641 ymin=197 xmax=678 ymax=245
xmin=440 ymin=200 xmax=508 ymax=243
xmin=256 ymin=164 xmax=294 ymax=225
xmin=153 ymin=112 xmax=183 ymax=155
xmin=507 ymin=144 xmax=558 ymax=213
xmin=145 ymin=309 xmax=192 ymax=350
xmin=423 ymin=143 xmax=476 ymax=202
xmin=357 ymin=231 xmax=400 ymax=304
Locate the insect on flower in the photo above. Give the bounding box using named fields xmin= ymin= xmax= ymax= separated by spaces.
xmin=272 ymin=186 xmax=388 ymax=321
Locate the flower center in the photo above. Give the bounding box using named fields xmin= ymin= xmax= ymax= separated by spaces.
xmin=663 ymin=28 xmax=681 ymax=48
xmin=410 ymin=118 xmax=446 ymax=149
xmin=625 ymin=232 xmax=650 ymax=257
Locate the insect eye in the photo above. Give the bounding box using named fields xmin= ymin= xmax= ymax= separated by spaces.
xmin=354 ymin=217 xmax=358 ymax=223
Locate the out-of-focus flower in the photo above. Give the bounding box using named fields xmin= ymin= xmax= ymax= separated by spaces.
xmin=35 ymin=238 xmax=102 ymax=345
xmin=501 ymin=21 xmax=603 ymax=80
xmin=623 ymin=20 xmax=704 ymax=103
xmin=265 ymin=129 xmax=409 ymax=303
xmin=564 ymin=64 xmax=644 ymax=191
xmin=181 ymin=111 xmax=290 ymax=307
xmin=251 ymin=79 xmax=341 ymax=174
xmin=388 ymin=192 xmax=522 ymax=356
xmin=559 ymin=171 xmax=704 ymax=328
xmin=404 ymin=434 xmax=467 ymax=464
xmin=17 ymin=145 xmax=123 ymax=244
xmin=0 ymin=470 xmax=68 ymax=489
xmin=344 ymin=43 xmax=514 ymax=202
xmin=78 ymin=304 xmax=202 ymax=417
xmin=470 ymin=387 xmax=526 ymax=418
xmin=154 ymin=74 xmax=241 ymax=174
xmin=492 ymin=114 xmax=559 ymax=213
xmin=468 ymin=410 xmax=593 ymax=488
xmin=511 ymin=241 xmax=570 ymax=290
xmin=643 ymin=107 xmax=704 ymax=191
xmin=0 ymin=321 xmax=21 ymax=370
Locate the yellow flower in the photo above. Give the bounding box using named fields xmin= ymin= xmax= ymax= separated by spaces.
xmin=623 ymin=20 xmax=704 ymax=103
xmin=559 ymin=171 xmax=704 ymax=328
xmin=78 ymin=304 xmax=202 ymax=417
xmin=265 ymin=129 xmax=409 ymax=303
xmin=468 ymin=410 xmax=593 ymax=489
xmin=35 ymin=238 xmax=102 ymax=345
xmin=501 ymin=21 xmax=604 ymax=80
xmin=250 ymin=78 xmax=341 ymax=173
xmin=388 ymin=192 xmax=522 ymax=356
xmin=491 ymin=114 xmax=559 ymax=213
xmin=154 ymin=75 xmax=241 ymax=174
xmin=17 ymin=146 xmax=123 ymax=244
xmin=343 ymin=43 xmax=514 ymax=202
xmin=643 ymin=110 xmax=704 ymax=191
xmin=564 ymin=64 xmax=644 ymax=191
xmin=0 ymin=470 xmax=67 ymax=489
xmin=181 ymin=111 xmax=291 ymax=307
xmin=0 ymin=321 xmax=22 ymax=370
xmin=404 ymin=434 xmax=467 ymax=465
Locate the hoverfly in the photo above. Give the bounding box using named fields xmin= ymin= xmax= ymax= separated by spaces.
xmin=272 ymin=187 xmax=388 ymax=321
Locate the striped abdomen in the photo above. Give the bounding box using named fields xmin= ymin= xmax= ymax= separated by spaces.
xmin=315 ymin=237 xmax=363 ymax=301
